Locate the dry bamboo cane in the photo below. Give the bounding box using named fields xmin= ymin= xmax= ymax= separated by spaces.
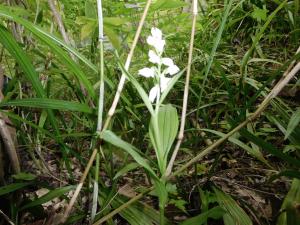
xmin=165 ymin=0 xmax=198 ymax=177
xmin=60 ymin=1 xmax=152 ymax=222
xmin=92 ymin=56 xmax=300 ymax=225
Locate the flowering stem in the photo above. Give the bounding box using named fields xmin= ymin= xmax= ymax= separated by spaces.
xmin=154 ymin=64 xmax=165 ymax=174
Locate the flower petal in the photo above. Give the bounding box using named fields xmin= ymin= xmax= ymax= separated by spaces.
xmin=148 ymin=50 xmax=160 ymax=64
xmin=166 ymin=64 xmax=180 ymax=75
xmin=147 ymin=36 xmax=155 ymax=46
xmin=155 ymin=39 xmax=165 ymax=53
xmin=149 ymin=85 xmax=159 ymax=103
xmin=138 ymin=67 xmax=155 ymax=78
xmin=162 ymin=57 xmax=174 ymax=67
xmin=147 ymin=28 xmax=165 ymax=54
xmin=160 ymin=76 xmax=171 ymax=92
xmin=151 ymin=27 xmax=162 ymax=39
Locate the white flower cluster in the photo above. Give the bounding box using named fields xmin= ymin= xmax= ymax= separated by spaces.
xmin=138 ymin=28 xmax=179 ymax=103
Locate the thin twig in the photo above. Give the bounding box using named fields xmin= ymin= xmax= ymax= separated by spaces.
xmin=165 ymin=0 xmax=198 ymax=177
xmin=0 ymin=209 xmax=15 ymax=225
xmin=90 ymin=58 xmax=300 ymax=225
xmin=93 ymin=187 xmax=154 ymax=225
xmin=103 ymin=0 xmax=152 ymax=130
xmin=60 ymin=148 xmax=98 ymax=223
xmin=47 ymin=0 xmax=70 ymax=46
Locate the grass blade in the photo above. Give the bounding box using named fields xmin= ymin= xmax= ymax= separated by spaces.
xmin=21 ymin=185 xmax=75 ymax=210
xmin=0 ymin=182 xmax=31 ymax=196
xmin=1 ymin=98 xmax=94 ymax=114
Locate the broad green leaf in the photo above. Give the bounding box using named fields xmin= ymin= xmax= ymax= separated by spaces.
xmin=13 ymin=172 xmax=36 ymax=181
xmin=149 ymin=104 xmax=179 ymax=167
xmin=285 ymin=108 xmax=300 ymax=140
xmin=202 ymin=129 xmax=269 ymax=166
xmin=213 ymin=187 xmax=252 ymax=225
xmin=100 ymin=130 xmax=157 ymax=179
xmin=277 ymin=179 xmax=300 ymax=225
xmin=21 ymin=185 xmax=75 ymax=210
xmin=113 ymin=162 xmax=139 ymax=180
xmin=180 ymin=206 xmax=225 ymax=225
xmin=0 ymin=183 xmax=31 ymax=196
xmin=0 ymin=98 xmax=93 ymax=114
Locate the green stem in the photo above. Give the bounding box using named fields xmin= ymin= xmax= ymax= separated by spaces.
xmin=154 ymin=64 xmax=165 ymax=174
xmin=159 ymin=205 xmax=165 ymax=225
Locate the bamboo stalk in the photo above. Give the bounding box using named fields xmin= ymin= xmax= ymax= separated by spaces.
xmin=102 ymin=0 xmax=152 ymax=130
xmin=60 ymin=148 xmax=98 ymax=223
xmin=96 ymin=0 xmax=104 ymax=132
xmin=165 ymin=0 xmax=198 ymax=177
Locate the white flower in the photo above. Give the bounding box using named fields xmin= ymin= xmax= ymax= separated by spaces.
xmin=139 ymin=27 xmax=179 ymax=103
xmin=147 ymin=27 xmax=165 ymax=53
xmin=166 ymin=64 xmax=179 ymax=75
xmin=148 ymin=76 xmax=171 ymax=103
xmin=162 ymin=57 xmax=179 ymax=75
xmin=151 ymin=27 xmax=162 ymax=40
xmin=162 ymin=58 xmax=174 ymax=67
xmin=138 ymin=67 xmax=155 ymax=78
xmin=160 ymin=76 xmax=171 ymax=92
xmin=149 ymin=84 xmax=159 ymax=103
xmin=148 ymin=50 xmax=160 ymax=64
